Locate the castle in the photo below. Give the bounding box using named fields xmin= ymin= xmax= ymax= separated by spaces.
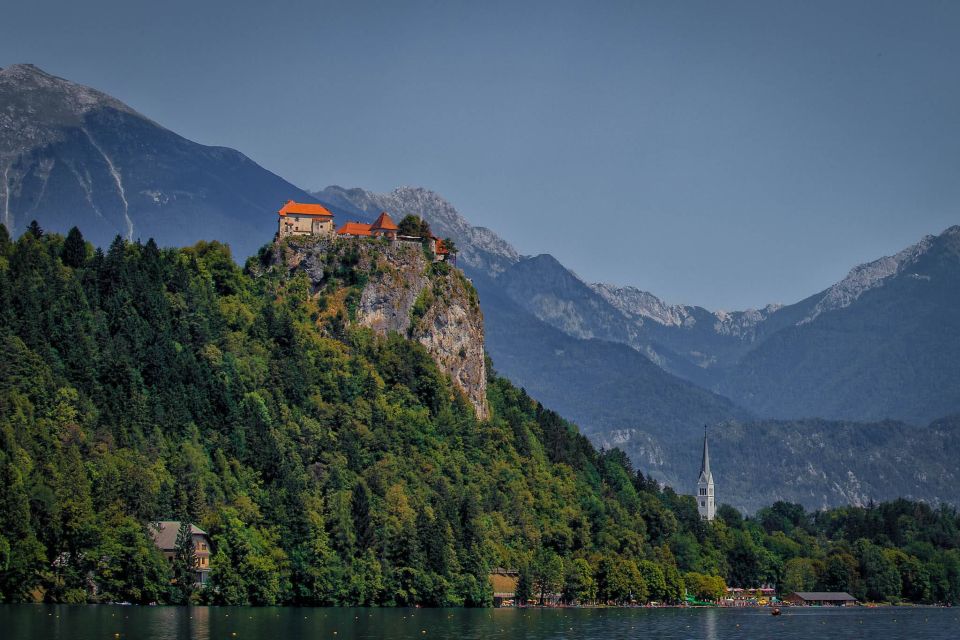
xmin=277 ymin=200 xmax=449 ymax=260
xmin=697 ymin=427 xmax=716 ymax=521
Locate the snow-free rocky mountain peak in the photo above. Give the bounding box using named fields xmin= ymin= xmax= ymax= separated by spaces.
xmin=799 ymin=226 xmax=958 ymax=324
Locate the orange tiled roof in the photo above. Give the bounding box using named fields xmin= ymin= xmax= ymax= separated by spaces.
xmin=435 ymin=238 xmax=449 ymax=254
xmin=371 ymin=211 xmax=399 ymax=231
xmin=278 ymin=200 xmax=333 ymax=217
xmin=337 ymin=221 xmax=373 ymax=236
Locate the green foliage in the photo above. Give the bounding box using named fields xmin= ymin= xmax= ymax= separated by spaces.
xmin=172 ymin=517 xmax=197 ymax=604
xmin=94 ymin=516 xmax=170 ymax=604
xmin=397 ymin=215 xmax=431 ymax=238
xmin=61 ymin=227 xmax=88 ymax=269
xmin=684 ymin=572 xmax=727 ymax=601
xmin=0 ymin=228 xmax=957 ymax=607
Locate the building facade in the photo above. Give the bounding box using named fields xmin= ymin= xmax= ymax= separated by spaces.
xmin=148 ymin=521 xmax=213 ymax=586
xmin=785 ymin=592 xmax=858 ymax=606
xmin=277 ymin=200 xmax=335 ymax=238
xmin=697 ymin=427 xmax=716 ymax=521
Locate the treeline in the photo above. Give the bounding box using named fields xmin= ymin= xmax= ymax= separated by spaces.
xmin=0 ymin=224 xmax=958 ymax=606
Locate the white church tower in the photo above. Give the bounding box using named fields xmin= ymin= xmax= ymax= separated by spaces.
xmin=697 ymin=426 xmax=716 ymax=521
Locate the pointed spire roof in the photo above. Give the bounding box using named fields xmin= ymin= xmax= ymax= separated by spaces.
xmin=699 ymin=425 xmax=713 ymax=484
xmin=371 ymin=211 xmax=398 ymax=231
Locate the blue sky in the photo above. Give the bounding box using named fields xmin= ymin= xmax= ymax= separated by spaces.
xmin=2 ymin=0 xmax=958 ymax=309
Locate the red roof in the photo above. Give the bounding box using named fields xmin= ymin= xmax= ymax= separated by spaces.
xmin=435 ymin=238 xmax=449 ymax=255
xmin=278 ymin=200 xmax=333 ymax=217
xmin=371 ymin=211 xmax=399 ymax=231
xmin=337 ymin=221 xmax=373 ymax=236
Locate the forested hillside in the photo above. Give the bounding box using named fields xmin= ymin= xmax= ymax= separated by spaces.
xmin=1 ymin=224 xmax=959 ymax=607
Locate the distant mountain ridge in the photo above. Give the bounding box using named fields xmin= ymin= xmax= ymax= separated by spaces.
xmin=0 ymin=63 xmax=317 ymax=257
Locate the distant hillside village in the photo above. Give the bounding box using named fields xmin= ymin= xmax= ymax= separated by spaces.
xmin=276 ymin=200 xmax=453 ymax=262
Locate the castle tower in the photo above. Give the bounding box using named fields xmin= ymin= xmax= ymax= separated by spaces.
xmin=697 ymin=426 xmax=716 ymax=521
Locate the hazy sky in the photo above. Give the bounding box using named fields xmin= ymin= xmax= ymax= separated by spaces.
xmin=2 ymin=0 xmax=958 ymax=309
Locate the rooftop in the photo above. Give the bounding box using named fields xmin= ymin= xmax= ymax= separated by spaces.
xmin=790 ymin=592 xmax=857 ymax=601
xmin=148 ymin=520 xmax=209 ymax=550
xmin=371 ymin=211 xmax=398 ymax=231
xmin=337 ymin=221 xmax=373 ymax=236
xmin=278 ymin=200 xmax=333 ymax=217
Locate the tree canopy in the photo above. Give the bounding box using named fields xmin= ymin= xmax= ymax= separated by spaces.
xmin=0 ymin=226 xmax=958 ymax=606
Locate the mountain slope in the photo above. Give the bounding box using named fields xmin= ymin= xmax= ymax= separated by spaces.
xmin=720 ymin=226 xmax=960 ymax=423
xmin=593 ymin=416 xmax=960 ymax=514
xmin=0 ymin=64 xmax=315 ymax=257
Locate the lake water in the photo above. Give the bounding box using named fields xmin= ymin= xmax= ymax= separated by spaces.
xmin=2 ymin=605 xmax=958 ymax=640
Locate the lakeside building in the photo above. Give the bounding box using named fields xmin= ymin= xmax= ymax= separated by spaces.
xmin=723 ymin=587 xmax=778 ymax=606
xmin=489 ymin=568 xmax=519 ymax=607
xmin=785 ymin=592 xmax=858 ymax=606
xmin=148 ymin=521 xmax=213 ymax=586
xmin=696 ymin=427 xmax=716 ymax=521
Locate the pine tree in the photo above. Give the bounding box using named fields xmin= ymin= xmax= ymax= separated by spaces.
xmin=61 ymin=227 xmax=87 ymax=268
xmin=351 ymin=482 xmax=375 ymax=554
xmin=26 ymin=220 xmax=43 ymax=238
xmin=173 ymin=517 xmax=197 ymax=604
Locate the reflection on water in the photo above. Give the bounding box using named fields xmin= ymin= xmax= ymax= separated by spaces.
xmin=2 ymin=604 xmax=959 ymax=640
xmin=703 ymin=606 xmax=718 ymax=640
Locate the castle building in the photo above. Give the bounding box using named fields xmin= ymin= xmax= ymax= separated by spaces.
xmin=277 ymin=200 xmax=335 ymax=238
xmin=336 ymin=211 xmax=399 ymax=239
xmin=697 ymin=427 xmax=716 ymax=521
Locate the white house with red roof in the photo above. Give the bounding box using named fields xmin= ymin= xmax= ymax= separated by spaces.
xmin=277 ymin=200 xmax=335 ymax=238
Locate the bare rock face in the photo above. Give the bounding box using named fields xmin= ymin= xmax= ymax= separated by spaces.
xmin=279 ymin=237 xmax=488 ymax=420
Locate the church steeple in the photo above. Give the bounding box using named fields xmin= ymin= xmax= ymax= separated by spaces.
xmin=699 ymin=426 xmax=712 ymax=483
xmin=696 ymin=426 xmax=716 ymax=521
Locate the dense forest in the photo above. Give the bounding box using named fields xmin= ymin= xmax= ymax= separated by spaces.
xmin=1 ymin=224 xmax=959 ymax=606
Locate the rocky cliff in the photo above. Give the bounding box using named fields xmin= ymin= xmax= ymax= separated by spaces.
xmin=276 ymin=235 xmax=488 ymax=420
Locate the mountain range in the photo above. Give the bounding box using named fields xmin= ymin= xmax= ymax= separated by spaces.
xmin=4 ymin=64 xmax=959 ymax=510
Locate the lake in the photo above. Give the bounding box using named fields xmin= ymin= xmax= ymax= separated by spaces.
xmin=2 ymin=605 xmax=958 ymax=639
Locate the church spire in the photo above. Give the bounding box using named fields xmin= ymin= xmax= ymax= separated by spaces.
xmin=699 ymin=425 xmax=711 ymax=482
xmin=696 ymin=425 xmax=716 ymax=521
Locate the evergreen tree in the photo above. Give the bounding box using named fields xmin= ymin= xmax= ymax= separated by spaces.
xmin=173 ymin=517 xmax=197 ymax=604
xmin=61 ymin=227 xmax=87 ymax=268
xmin=26 ymin=220 xmax=43 ymax=238
xmin=351 ymin=481 xmax=376 ymax=554
xmin=397 ymin=215 xmax=431 ymax=238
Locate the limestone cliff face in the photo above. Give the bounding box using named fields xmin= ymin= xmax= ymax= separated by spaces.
xmin=278 ymin=236 xmax=488 ymax=420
